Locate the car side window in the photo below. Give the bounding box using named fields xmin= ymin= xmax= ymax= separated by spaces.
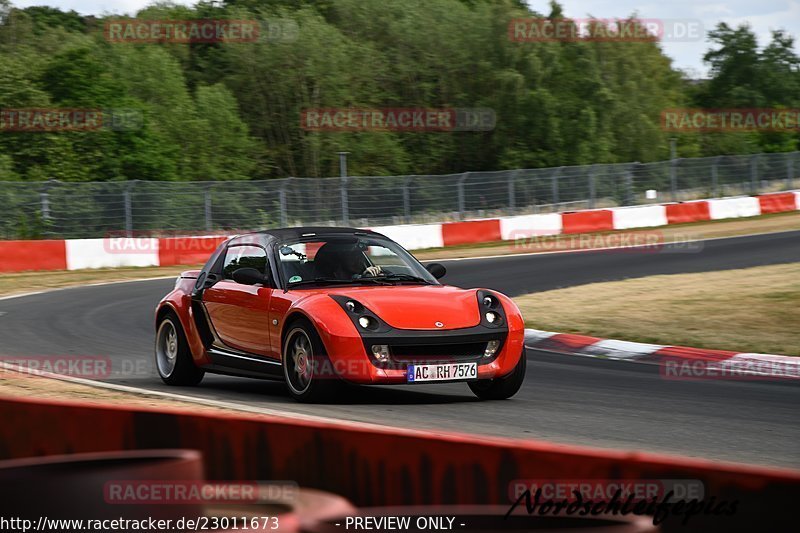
xmin=222 ymin=245 xmax=267 ymax=280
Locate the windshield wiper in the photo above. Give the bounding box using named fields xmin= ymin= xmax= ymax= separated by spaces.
xmin=287 ymin=277 xmax=358 ymax=287
xmin=375 ymin=273 xmax=433 ymax=284
xmin=353 ymin=277 xmax=393 ymax=285
xmin=287 ymin=277 xmax=392 ymax=288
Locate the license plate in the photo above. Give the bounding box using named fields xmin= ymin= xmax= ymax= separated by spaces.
xmin=407 ymin=362 xmax=477 ymax=383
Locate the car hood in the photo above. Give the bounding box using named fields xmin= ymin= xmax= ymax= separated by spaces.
xmin=329 ymin=285 xmax=481 ymax=330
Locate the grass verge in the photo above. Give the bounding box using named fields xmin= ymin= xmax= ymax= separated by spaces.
xmin=514 ymin=263 xmax=800 ymax=356
xmin=0 ymin=265 xmax=193 ymax=298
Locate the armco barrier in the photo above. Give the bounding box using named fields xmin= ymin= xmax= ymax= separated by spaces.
xmin=1 ymin=191 xmax=798 ymax=273
xmin=0 ymin=396 xmax=797 ymax=531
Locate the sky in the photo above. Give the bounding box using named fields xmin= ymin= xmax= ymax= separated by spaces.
xmin=6 ymin=0 xmax=800 ymax=77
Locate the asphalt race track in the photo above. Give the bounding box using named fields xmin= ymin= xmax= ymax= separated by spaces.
xmin=1 ymin=231 xmax=798 ymax=467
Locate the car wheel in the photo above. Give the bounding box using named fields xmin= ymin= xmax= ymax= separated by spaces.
xmin=155 ymin=312 xmax=204 ymax=386
xmin=282 ymin=319 xmax=340 ymax=403
xmin=468 ymin=352 xmax=526 ymax=400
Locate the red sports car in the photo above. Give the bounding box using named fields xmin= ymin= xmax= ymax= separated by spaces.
xmin=154 ymin=227 xmax=526 ymax=402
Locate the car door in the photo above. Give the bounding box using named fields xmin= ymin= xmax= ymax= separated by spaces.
xmin=202 ymin=244 xmax=272 ymax=357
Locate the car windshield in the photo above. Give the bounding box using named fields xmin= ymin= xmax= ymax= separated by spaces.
xmin=277 ymin=235 xmax=437 ymax=288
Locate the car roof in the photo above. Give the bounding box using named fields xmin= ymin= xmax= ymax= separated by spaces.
xmin=235 ymin=226 xmax=384 ymax=244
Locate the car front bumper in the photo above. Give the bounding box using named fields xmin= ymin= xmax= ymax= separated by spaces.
xmin=317 ymin=325 xmax=526 ymax=385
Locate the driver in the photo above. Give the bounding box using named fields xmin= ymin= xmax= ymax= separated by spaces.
xmin=315 ymin=243 xmax=383 ymax=279
xmin=341 ymin=248 xmax=382 ymax=278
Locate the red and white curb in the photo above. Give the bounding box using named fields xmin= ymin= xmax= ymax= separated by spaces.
xmin=2 ymin=190 xmax=799 ymax=273
xmin=524 ymin=328 xmax=800 ymax=380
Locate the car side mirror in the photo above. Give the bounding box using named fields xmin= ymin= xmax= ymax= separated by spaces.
xmin=425 ymin=263 xmax=446 ymax=279
xmin=232 ymin=268 xmax=271 ymax=286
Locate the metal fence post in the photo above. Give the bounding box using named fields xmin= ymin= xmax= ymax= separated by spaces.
xmin=39 ymin=191 xmax=50 ymax=222
xmin=626 ymin=163 xmax=637 ymax=206
xmin=337 ymin=151 xmax=350 ymax=225
xmin=508 ymin=170 xmax=517 ymax=214
xmin=279 ymin=179 xmax=289 ymax=227
xmin=711 ymin=156 xmax=720 ymax=198
xmin=787 ymin=155 xmax=794 ymax=190
xmin=457 ymin=173 xmax=467 ymax=219
xmin=402 ymin=177 xmax=412 ymax=223
xmin=340 ymin=176 xmax=349 ymax=225
xmin=588 ymin=166 xmax=596 ymax=209
xmin=749 ymin=154 xmax=758 ymax=195
xmin=123 ymin=181 xmax=137 ymax=237
xmin=204 ymin=184 xmax=213 ymax=232
xmin=551 ymin=167 xmax=561 ymax=207
xmin=38 ymin=179 xmax=59 ymax=231
xmin=669 ymin=158 xmax=678 ymax=202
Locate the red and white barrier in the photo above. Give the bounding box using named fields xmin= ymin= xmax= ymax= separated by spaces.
xmin=1 ymin=191 xmax=798 ymax=272
xmin=499 ymin=213 xmax=562 ymax=240
xmin=0 ymin=240 xmax=67 ymax=273
xmin=368 ymin=223 xmax=444 ymax=250
xmin=2 ymin=393 xmax=799 ymax=530
xmin=665 ymin=200 xmax=710 ymax=224
xmin=707 ymin=196 xmax=761 ymax=219
xmin=65 ymin=238 xmax=160 ymax=270
xmin=611 ymin=205 xmax=668 ymax=229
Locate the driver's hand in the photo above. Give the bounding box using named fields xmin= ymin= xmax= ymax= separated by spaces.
xmin=363 ymin=266 xmax=382 ymax=277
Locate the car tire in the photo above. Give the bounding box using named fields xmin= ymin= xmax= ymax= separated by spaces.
xmin=155 ymin=312 xmax=205 ymax=386
xmin=468 ymin=352 xmax=526 ymax=400
xmin=282 ymin=318 xmax=341 ymax=403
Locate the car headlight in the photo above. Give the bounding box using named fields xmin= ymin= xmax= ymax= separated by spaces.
xmin=345 ymin=300 xmax=357 ymax=312
xmin=358 ymin=316 xmax=373 ymax=329
xmin=484 ymin=340 xmax=501 ymax=357
xmin=477 ymin=290 xmax=506 ymax=327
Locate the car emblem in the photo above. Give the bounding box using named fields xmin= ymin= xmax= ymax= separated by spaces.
xmin=435 ymin=322 xmax=444 ymax=328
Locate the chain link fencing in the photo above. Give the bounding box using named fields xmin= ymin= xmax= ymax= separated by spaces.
xmin=1 ymin=152 xmax=797 ymax=239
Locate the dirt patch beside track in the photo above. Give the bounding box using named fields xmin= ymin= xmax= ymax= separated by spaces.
xmin=0 ymin=365 xmax=239 ymax=414
xmin=515 ymin=263 xmax=800 ymax=356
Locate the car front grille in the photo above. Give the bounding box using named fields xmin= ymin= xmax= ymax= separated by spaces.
xmin=389 ymin=342 xmax=487 ymax=363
